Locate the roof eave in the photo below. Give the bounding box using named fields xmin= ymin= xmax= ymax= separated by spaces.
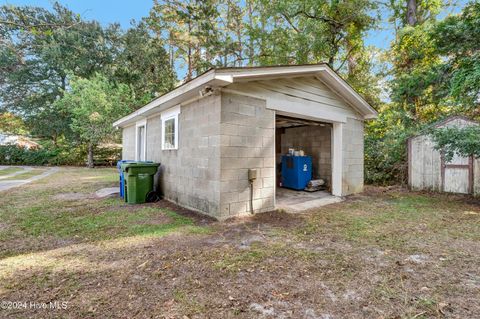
xmin=316 ymin=66 xmax=378 ymax=120
xmin=113 ymin=64 xmax=378 ymax=127
xmin=113 ymin=69 xmax=221 ymax=128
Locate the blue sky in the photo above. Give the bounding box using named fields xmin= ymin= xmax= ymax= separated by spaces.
xmin=2 ymin=0 xmax=151 ymax=28
xmin=2 ymin=0 xmax=468 ymax=52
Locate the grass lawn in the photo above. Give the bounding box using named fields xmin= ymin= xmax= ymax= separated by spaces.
xmin=0 ymin=168 xmax=479 ymax=318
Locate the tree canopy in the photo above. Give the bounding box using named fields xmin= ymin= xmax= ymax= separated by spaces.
xmin=0 ymin=0 xmax=478 ymax=170
xmin=430 ymin=125 xmax=480 ymax=161
xmin=54 ymin=74 xmax=133 ymax=167
xmin=0 ymin=2 xmax=174 ymax=141
xmin=365 ymin=0 xmax=480 ymax=184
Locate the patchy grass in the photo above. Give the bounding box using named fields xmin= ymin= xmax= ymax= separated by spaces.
xmin=0 ymin=168 xmax=209 ymax=258
xmin=0 ymin=166 xmax=23 ymax=176
xmin=295 ymin=192 xmax=480 ymax=253
xmin=214 ymin=243 xmax=271 ymax=272
xmin=17 ymin=206 xmax=195 ymax=239
xmin=0 ymin=171 xmax=479 ymax=318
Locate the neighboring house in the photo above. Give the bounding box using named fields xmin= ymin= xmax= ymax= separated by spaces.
xmin=114 ymin=64 xmax=378 ymax=220
xmin=408 ymin=116 xmax=480 ymax=196
xmin=0 ymin=133 xmax=39 ymax=149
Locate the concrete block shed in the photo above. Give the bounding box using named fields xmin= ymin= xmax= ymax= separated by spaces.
xmin=114 ymin=64 xmax=378 ymax=220
xmin=408 ymin=116 xmax=480 ymax=195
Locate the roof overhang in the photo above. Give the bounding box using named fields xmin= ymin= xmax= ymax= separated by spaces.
xmin=407 ymin=115 xmax=479 ymax=141
xmin=113 ymin=64 xmax=378 ymax=128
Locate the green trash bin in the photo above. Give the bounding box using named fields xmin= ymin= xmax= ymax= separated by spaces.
xmin=121 ymin=162 xmax=160 ymax=204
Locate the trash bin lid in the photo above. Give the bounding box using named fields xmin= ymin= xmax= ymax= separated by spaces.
xmin=117 ymin=160 xmax=137 ymax=169
xmin=121 ymin=162 xmax=159 ymax=169
xmin=121 ymin=162 xmax=160 ymax=175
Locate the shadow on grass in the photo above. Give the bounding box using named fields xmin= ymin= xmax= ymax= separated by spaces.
xmin=0 ymin=168 xmax=215 ymax=259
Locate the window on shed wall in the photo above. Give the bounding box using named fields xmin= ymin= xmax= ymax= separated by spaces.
xmin=161 ymin=105 xmax=180 ymax=150
xmin=163 ymin=118 xmax=176 ymax=149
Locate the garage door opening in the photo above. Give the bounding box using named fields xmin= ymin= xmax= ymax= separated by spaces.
xmin=275 ymin=115 xmax=342 ymax=211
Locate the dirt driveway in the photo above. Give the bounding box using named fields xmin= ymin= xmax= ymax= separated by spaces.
xmin=0 ymin=168 xmax=479 ymax=318
xmin=0 ymin=166 xmax=58 ymax=191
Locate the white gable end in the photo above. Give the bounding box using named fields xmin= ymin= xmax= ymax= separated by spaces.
xmin=223 ymin=76 xmax=362 ymax=123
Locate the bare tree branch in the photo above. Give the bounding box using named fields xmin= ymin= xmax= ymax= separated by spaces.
xmin=280 ymin=12 xmax=302 ymax=33
xmin=335 ymin=44 xmax=359 ymax=72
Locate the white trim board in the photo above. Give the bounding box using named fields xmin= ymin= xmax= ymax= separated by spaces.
xmin=331 ymin=122 xmax=343 ymax=196
xmin=161 ymin=105 xmax=181 ymax=150
xmin=135 ymin=119 xmax=147 ymax=161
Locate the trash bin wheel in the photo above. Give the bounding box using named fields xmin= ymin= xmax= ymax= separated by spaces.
xmin=146 ymin=191 xmax=160 ymax=203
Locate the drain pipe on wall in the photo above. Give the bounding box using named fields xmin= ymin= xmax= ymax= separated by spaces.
xmin=248 ymin=169 xmax=257 ymax=214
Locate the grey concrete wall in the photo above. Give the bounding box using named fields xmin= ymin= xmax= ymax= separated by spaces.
xmin=122 ymin=124 xmax=136 ymax=160
xmin=144 ymin=93 xmax=222 ymax=217
xmin=219 ymin=92 xmax=275 ymax=218
xmin=342 ymin=118 xmax=364 ymax=195
xmin=145 ymin=116 xmax=162 ymax=161
xmin=279 ymin=126 xmax=332 ymax=182
xmin=120 ymin=92 xmax=275 ymax=220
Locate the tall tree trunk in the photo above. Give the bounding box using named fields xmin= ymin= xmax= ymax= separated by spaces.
xmin=235 ymin=19 xmax=243 ymax=66
xmin=52 ymin=133 xmax=58 ymax=147
xmin=406 ymin=0 xmax=417 ymax=26
xmin=187 ymin=22 xmax=193 ymax=81
xmin=169 ymin=33 xmax=174 ymax=70
xmin=224 ymin=44 xmax=228 ymax=67
xmin=247 ymin=0 xmax=254 ymax=66
xmin=87 ymin=144 xmax=94 ymax=169
xmin=406 ymin=0 xmax=418 ymax=118
xmin=346 ymin=40 xmax=358 ymax=77
xmin=61 ymin=75 xmax=66 ymax=91
xmin=328 ymin=55 xmax=335 ymax=66
xmin=260 ymin=7 xmax=266 ymax=64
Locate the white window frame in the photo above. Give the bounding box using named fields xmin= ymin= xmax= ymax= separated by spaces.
xmin=135 ymin=119 xmax=147 ymax=161
xmin=161 ymin=105 xmax=180 ymax=150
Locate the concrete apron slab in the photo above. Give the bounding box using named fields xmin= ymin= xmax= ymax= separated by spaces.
xmin=275 ymin=188 xmax=344 ymax=212
xmin=95 ymin=187 xmax=119 ymax=198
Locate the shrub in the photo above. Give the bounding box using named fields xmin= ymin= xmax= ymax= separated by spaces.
xmin=364 ymin=109 xmax=416 ymax=186
xmin=0 ymin=144 xmax=54 ymax=165
xmin=364 ymin=129 xmax=410 ymax=185
xmin=0 ymin=143 xmax=120 ymax=166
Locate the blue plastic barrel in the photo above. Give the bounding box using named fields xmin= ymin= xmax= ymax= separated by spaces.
xmin=117 ymin=160 xmax=136 ymax=198
xmin=281 ymin=155 xmax=312 ymax=190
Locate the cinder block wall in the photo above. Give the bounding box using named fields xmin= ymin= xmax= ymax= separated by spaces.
xmin=219 ymin=92 xmax=275 ymax=218
xmin=122 ymin=125 xmax=136 ymax=160
xmin=280 ymin=126 xmax=332 ymax=182
xmin=145 ymin=116 xmax=162 ymax=161
xmin=342 ymin=118 xmax=364 ymax=195
xmin=145 ymin=93 xmax=222 ymax=217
